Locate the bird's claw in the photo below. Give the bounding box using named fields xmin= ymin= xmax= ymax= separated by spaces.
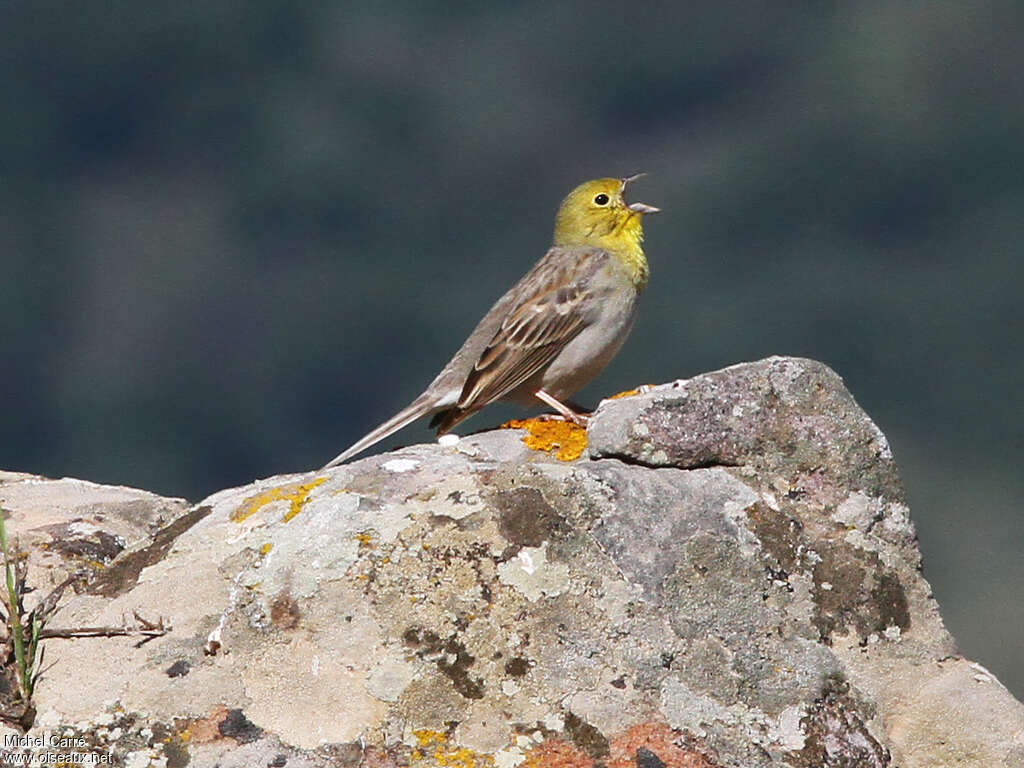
xmin=532 ymin=411 xmax=590 ymax=427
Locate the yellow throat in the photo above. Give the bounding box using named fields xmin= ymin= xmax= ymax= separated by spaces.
xmin=552 ymin=177 xmax=657 ymax=289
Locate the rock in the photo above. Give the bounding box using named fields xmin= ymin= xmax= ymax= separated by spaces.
xmin=588 ymin=357 xmax=902 ymax=502
xmin=0 ymin=357 xmax=1020 ymax=767
xmin=0 ymin=471 xmax=190 ymax=594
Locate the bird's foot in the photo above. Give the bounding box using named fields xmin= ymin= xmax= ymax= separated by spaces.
xmin=534 ymin=389 xmax=591 ymax=427
xmin=531 ymin=411 xmax=591 ymax=427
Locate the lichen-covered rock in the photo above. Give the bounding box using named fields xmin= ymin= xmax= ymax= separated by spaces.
xmin=0 ymin=358 xmax=1021 ymax=767
xmin=588 ymin=357 xmax=902 ymax=502
xmin=0 ymin=471 xmax=190 ymax=591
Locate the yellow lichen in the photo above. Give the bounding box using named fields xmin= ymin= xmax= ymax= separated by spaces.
xmin=260 ymin=542 xmax=273 ymax=556
xmin=501 ymin=419 xmax=587 ymax=461
xmin=411 ymin=730 xmax=494 ymax=768
xmin=231 ymin=477 xmax=326 ymax=524
xmin=414 ymin=730 xmax=445 ymax=747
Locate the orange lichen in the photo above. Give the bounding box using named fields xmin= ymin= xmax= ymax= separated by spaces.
xmin=523 ymin=739 xmax=593 ymax=768
xmin=231 ymin=477 xmax=326 ymax=524
xmin=607 ymin=723 xmax=715 ymax=768
xmin=501 ymin=419 xmax=587 ymax=461
xmin=259 ymin=542 xmax=273 ymax=556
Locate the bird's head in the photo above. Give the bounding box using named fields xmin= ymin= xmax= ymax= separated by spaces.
xmin=553 ymin=175 xmax=660 ymax=252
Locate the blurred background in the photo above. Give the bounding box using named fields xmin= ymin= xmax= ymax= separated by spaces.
xmin=1 ymin=3 xmax=1020 ymax=696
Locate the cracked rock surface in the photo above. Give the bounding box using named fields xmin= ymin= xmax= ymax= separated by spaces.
xmin=0 ymin=356 xmax=1021 ymax=767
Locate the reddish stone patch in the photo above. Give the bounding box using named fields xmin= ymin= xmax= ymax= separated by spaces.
xmin=608 ymin=724 xmax=718 ymax=768
xmin=270 ymin=588 xmax=302 ymax=629
xmin=362 ymin=744 xmax=410 ymax=768
xmin=524 ymin=739 xmax=594 ymax=768
xmin=184 ymin=706 xmax=230 ymax=743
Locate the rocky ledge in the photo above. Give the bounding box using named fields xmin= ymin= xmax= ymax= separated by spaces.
xmin=0 ymin=357 xmax=1021 ymax=767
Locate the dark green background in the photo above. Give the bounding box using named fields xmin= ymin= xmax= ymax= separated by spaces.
xmin=2 ymin=3 xmax=1021 ymax=696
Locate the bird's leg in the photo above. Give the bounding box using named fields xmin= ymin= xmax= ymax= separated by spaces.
xmin=534 ymin=389 xmax=590 ymax=427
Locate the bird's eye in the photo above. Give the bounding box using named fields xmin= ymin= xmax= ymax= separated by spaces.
xmin=593 ymin=193 xmax=610 ymax=206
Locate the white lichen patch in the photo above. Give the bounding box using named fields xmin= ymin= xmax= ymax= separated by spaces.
xmin=566 ymin=682 xmax=646 ymax=735
xmin=244 ymin=619 xmax=385 ymax=748
xmin=437 ymin=433 xmax=460 ymax=447
xmin=226 ymin=513 xmax=269 ymax=543
xmin=251 ymin=493 xmax=366 ymax=599
xmin=868 ymin=419 xmax=894 ymax=459
xmin=35 ymin=709 xmax=61 ymax=728
xmin=833 ymin=491 xmax=878 ymax=530
xmin=717 ymin=477 xmax=763 ymax=556
xmin=94 ymin=711 xmax=116 ymax=727
xmin=497 ymin=544 xmax=570 ymax=602
xmin=541 ymin=712 xmax=564 ymax=731
xmin=517 ymin=550 xmax=536 ymax=575
xmin=404 ymin=475 xmax=484 ymax=521
xmin=68 ymin=521 xmax=102 ymax=536
xmin=771 ymin=705 xmax=807 ymax=750
xmin=382 ymin=458 xmax=420 ymax=473
xmin=124 ymin=749 xmax=165 ymax=768
xmin=493 ymin=746 xmax=526 ymax=768
xmin=367 ymin=651 xmax=418 ymax=702
xmin=879 ymin=501 xmax=915 ymax=539
xmin=456 ymin=704 xmax=514 ymax=753
xmin=597 ymin=576 xmax=643 ymax=625
xmin=969 ymin=662 xmax=996 ymax=684
xmin=660 ymin=676 xmax=737 ymax=737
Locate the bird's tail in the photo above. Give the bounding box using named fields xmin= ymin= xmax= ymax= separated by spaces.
xmin=322 ymin=394 xmax=442 ymax=468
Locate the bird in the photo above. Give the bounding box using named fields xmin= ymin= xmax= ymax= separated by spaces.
xmin=323 ymin=175 xmax=659 ymax=468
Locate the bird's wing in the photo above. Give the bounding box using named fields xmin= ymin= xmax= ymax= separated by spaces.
xmin=454 ymin=247 xmax=603 ymax=411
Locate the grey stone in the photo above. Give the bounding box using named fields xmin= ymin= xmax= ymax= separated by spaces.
xmin=0 ymin=358 xmax=1020 ymax=768
xmin=587 ymin=356 xmax=903 ymax=503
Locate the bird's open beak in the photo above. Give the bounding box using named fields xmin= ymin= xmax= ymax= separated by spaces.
xmin=627 ymin=202 xmax=660 ymax=214
xmin=621 ymin=173 xmax=661 ymax=214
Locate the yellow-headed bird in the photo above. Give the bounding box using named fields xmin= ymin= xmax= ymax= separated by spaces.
xmin=324 ymin=175 xmax=659 ymax=467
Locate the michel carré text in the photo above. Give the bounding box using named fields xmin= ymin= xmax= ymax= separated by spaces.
xmin=3 ymin=733 xmax=87 ymax=748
